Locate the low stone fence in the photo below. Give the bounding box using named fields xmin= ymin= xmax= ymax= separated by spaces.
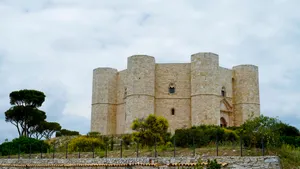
xmin=0 ymin=156 xmax=281 ymax=169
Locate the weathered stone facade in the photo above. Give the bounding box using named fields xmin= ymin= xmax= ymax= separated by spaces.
xmin=91 ymin=52 xmax=260 ymax=135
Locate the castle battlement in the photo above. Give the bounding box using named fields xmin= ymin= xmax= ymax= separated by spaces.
xmin=91 ymin=52 xmax=260 ymax=134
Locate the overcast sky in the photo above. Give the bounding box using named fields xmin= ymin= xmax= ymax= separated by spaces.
xmin=0 ymin=0 xmax=299 ymax=142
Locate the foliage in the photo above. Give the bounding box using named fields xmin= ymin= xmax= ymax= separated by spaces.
xmin=277 ymin=122 xmax=300 ymax=137
xmin=0 ymin=137 xmax=49 ymax=156
xmin=122 ymin=134 xmax=132 ymax=149
xmin=280 ymin=136 xmax=300 ymax=147
xmin=131 ymin=114 xmax=169 ymax=146
xmin=4 ymin=89 xmax=46 ymax=137
xmin=174 ymin=125 xmax=238 ymax=148
xmin=193 ymin=159 xmax=221 ymax=169
xmin=109 ymin=135 xmax=114 ymax=150
xmin=276 ymin=144 xmax=300 ymax=168
xmin=87 ymin=132 xmax=101 ymax=137
xmin=68 ymin=136 xmax=104 ymax=152
xmin=34 ymin=121 xmax=61 ymax=139
xmin=56 ymin=129 xmax=80 ymax=137
xmin=206 ymin=159 xmax=221 ymax=169
xmin=240 ymin=115 xmax=290 ymax=148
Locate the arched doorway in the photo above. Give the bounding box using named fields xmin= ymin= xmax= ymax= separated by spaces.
xmin=220 ymin=117 xmax=227 ymax=127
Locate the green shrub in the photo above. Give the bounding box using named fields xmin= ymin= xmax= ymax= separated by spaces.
xmin=207 ymin=159 xmax=221 ymax=169
xmin=0 ymin=137 xmax=49 ymax=156
xmin=122 ymin=134 xmax=132 ymax=149
xmin=68 ymin=136 xmax=104 ymax=152
xmin=174 ymin=125 xmax=238 ymax=148
xmin=87 ymin=132 xmax=101 ymax=137
xmin=280 ymin=136 xmax=300 ymax=147
xmin=223 ymin=128 xmax=239 ymax=142
xmin=158 ymin=141 xmax=173 ymax=151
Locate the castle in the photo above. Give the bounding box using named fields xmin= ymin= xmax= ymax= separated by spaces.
xmin=91 ymin=52 xmax=260 ymax=135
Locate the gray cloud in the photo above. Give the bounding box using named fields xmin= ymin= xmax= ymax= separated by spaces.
xmin=0 ymin=0 xmax=299 ymax=141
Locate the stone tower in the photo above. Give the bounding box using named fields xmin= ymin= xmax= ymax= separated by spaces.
xmin=191 ymin=53 xmax=220 ymax=126
xmin=232 ymin=65 xmax=260 ymax=125
xmin=124 ymin=55 xmax=156 ymax=133
xmin=91 ymin=68 xmax=117 ymax=135
xmin=90 ymin=52 xmax=260 ymax=135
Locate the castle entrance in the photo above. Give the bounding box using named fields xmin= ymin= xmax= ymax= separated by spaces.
xmin=220 ymin=117 xmax=227 ymax=127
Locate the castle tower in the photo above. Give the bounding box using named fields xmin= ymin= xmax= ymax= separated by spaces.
xmin=124 ymin=55 xmax=156 ymax=133
xmin=91 ymin=68 xmax=117 ymax=135
xmin=191 ymin=52 xmax=220 ymax=126
xmin=232 ymin=65 xmax=260 ymax=125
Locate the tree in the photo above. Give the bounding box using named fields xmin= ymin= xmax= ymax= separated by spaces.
xmin=4 ymin=89 xmax=46 ymax=137
xmin=33 ymin=121 xmax=62 ymax=139
xmin=56 ymin=129 xmax=80 ymax=137
xmin=277 ymin=122 xmax=300 ymax=137
xmin=42 ymin=122 xmax=62 ymax=139
xmin=131 ymin=114 xmax=169 ymax=146
xmin=240 ymin=115 xmax=282 ymax=147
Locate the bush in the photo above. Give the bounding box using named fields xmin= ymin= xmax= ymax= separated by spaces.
xmin=87 ymin=132 xmax=101 ymax=137
xmin=68 ymin=136 xmax=104 ymax=152
xmin=207 ymin=159 xmax=221 ymax=169
xmin=0 ymin=137 xmax=49 ymax=156
xmin=280 ymin=136 xmax=300 ymax=147
xmin=174 ymin=125 xmax=238 ymax=148
xmin=122 ymin=134 xmax=132 ymax=149
xmin=131 ymin=114 xmax=169 ymax=146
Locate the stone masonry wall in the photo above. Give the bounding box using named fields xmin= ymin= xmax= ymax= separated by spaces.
xmin=125 ymin=55 xmax=156 ymax=133
xmin=155 ymin=63 xmax=191 ymax=133
xmin=91 ymin=52 xmax=260 ymax=134
xmin=91 ymin=68 xmax=118 ymax=135
xmin=232 ymin=65 xmax=260 ymax=125
xmin=0 ymin=156 xmax=281 ymax=169
xmin=116 ymin=70 xmax=127 ymax=134
xmin=191 ymin=53 xmax=220 ymax=126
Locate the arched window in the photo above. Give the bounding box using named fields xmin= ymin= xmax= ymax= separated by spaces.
xmin=171 ymin=108 xmax=175 ymax=115
xmin=169 ymin=82 xmax=176 ymax=94
xmin=221 ymin=86 xmax=226 ymax=97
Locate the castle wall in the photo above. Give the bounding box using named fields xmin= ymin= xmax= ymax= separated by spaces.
xmin=125 ymin=55 xmax=156 ymax=133
xmin=191 ymin=53 xmax=220 ymax=126
xmin=233 ymin=65 xmax=260 ymax=125
xmin=91 ymin=52 xmax=260 ymax=134
xmin=155 ymin=63 xmax=191 ymax=133
xmin=218 ymin=67 xmax=234 ymax=126
xmin=218 ymin=67 xmax=233 ymax=98
xmin=116 ymin=70 xmax=127 ymax=134
xmin=91 ymin=68 xmax=117 ymax=135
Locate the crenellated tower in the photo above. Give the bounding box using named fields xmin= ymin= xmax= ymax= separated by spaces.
xmin=191 ymin=52 xmax=220 ymax=126
xmin=91 ymin=68 xmax=117 ymax=135
xmin=125 ymin=55 xmax=156 ymax=133
xmin=232 ymin=65 xmax=260 ymax=125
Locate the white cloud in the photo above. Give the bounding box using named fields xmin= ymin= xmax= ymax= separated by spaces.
xmin=0 ymin=0 xmax=300 ymax=140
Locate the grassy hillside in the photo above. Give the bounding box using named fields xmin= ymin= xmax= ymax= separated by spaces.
xmin=0 ymin=136 xmax=297 ymax=169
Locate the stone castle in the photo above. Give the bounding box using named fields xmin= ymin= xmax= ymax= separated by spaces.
xmin=91 ymin=52 xmax=260 ymax=135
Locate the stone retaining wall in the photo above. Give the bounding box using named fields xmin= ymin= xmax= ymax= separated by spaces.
xmin=0 ymin=156 xmax=281 ymax=169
